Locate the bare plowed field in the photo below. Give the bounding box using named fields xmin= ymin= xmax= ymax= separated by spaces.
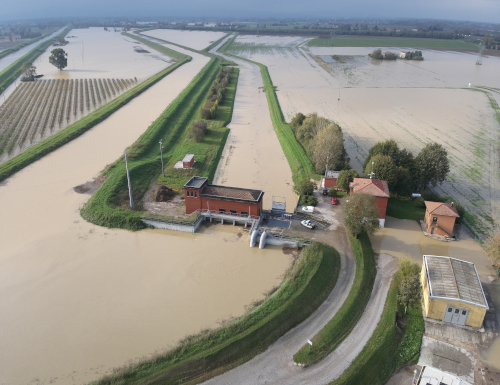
xmin=0 ymin=78 xmax=135 ymax=162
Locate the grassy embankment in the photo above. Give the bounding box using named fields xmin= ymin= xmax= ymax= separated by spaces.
xmin=92 ymin=242 xmax=341 ymax=385
xmin=0 ymin=37 xmax=191 ymax=182
xmin=0 ymin=27 xmax=72 ymax=93
xmin=219 ymin=34 xmax=320 ymax=184
xmin=308 ymin=36 xmax=479 ymax=49
xmin=293 ymin=231 xmax=376 ymax=364
xmin=330 ymin=273 xmax=424 ymax=385
xmin=0 ymin=28 xmax=59 ymax=61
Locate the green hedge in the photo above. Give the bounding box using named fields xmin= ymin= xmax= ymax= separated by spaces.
xmin=92 ymin=242 xmax=340 ymax=385
xmin=218 ymin=34 xmax=320 ymax=184
xmin=330 ymin=272 xmax=424 ymax=385
xmin=293 ymin=231 xmax=376 ymax=364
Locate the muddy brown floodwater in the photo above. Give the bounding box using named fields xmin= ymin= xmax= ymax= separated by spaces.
xmin=0 ymin=42 xmax=291 ymax=385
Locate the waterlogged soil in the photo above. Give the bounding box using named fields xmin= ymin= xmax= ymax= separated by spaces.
xmin=142 ymin=29 xmax=227 ymax=50
xmin=0 ymin=42 xmax=291 ymax=385
xmin=229 ymin=35 xmax=500 ymax=237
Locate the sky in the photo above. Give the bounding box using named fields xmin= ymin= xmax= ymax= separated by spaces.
xmin=2 ymin=0 xmax=500 ymax=23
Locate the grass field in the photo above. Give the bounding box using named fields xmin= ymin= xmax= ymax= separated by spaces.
xmin=293 ymin=231 xmax=376 ymax=365
xmin=0 ymin=43 xmax=191 ymax=182
xmin=219 ymin=34 xmax=320 ymax=184
xmin=0 ymin=78 xmax=135 ymax=161
xmin=387 ymin=197 xmax=426 ymax=221
xmin=308 ymin=36 xmax=479 ymax=49
xmin=91 ymin=242 xmax=340 ymax=385
xmin=330 ymin=272 xmax=424 ymax=385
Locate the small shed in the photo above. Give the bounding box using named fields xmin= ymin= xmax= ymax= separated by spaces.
xmin=182 ymin=154 xmax=195 ymax=169
xmin=424 ymin=201 xmax=459 ymax=238
xmin=421 ymin=255 xmax=488 ymax=328
xmin=322 ymin=170 xmax=340 ymax=189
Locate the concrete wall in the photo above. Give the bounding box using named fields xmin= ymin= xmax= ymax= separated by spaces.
xmin=424 ymin=210 xmax=456 ymax=237
xmin=421 ymin=264 xmax=486 ymax=328
xmin=141 ymin=219 xmax=197 ymax=233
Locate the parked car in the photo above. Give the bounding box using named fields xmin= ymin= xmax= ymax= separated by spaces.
xmin=322 ymin=189 xmax=328 ymax=196
xmin=302 ymin=206 xmax=315 ymax=213
xmin=331 ymin=197 xmax=338 ymax=205
xmin=301 ymin=220 xmax=315 ymax=229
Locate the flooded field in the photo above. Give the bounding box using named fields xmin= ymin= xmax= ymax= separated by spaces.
xmin=0 ymin=42 xmax=291 ymax=385
xmin=226 ymin=35 xmax=500 ymax=236
xmin=143 ymin=29 xmax=227 ymax=50
xmin=211 ymin=40 xmax=297 ymax=212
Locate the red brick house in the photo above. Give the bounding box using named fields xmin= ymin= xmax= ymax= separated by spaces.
xmin=349 ymin=178 xmax=390 ymax=227
xmin=321 ymin=170 xmax=340 ymax=189
xmin=424 ymin=201 xmax=459 ymax=238
xmin=183 ymin=176 xmax=264 ymax=216
xmin=182 ymin=154 xmax=195 ymax=169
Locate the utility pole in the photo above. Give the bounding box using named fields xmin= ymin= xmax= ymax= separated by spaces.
xmin=124 ymin=150 xmax=134 ymax=210
xmin=159 ymin=139 xmax=165 ymax=177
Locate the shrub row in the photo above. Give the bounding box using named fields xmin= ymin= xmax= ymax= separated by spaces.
xmin=92 ymin=242 xmax=341 ymax=385
xmin=201 ymin=66 xmax=234 ymax=120
xmin=293 ymin=231 xmax=377 ymax=364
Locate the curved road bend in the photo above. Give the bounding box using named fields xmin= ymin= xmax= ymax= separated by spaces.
xmin=203 ymin=39 xmax=400 ymax=385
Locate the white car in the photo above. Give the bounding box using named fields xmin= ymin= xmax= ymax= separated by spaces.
xmin=301 ymin=220 xmax=315 ymax=229
xmin=302 ymin=206 xmax=315 ymax=213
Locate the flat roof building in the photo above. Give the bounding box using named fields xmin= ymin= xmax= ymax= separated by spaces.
xmin=421 ymin=255 xmax=488 ymax=328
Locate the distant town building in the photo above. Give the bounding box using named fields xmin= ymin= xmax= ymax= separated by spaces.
xmin=424 ymin=201 xmax=459 ymax=238
xmin=421 ymin=255 xmax=488 ymax=329
xmin=182 ymin=154 xmax=195 ymax=169
xmin=400 ymin=50 xmax=413 ymax=59
xmin=321 ymin=170 xmax=340 ymax=189
xmin=349 ymin=178 xmax=389 ymax=227
xmin=183 ymin=176 xmax=264 ymax=217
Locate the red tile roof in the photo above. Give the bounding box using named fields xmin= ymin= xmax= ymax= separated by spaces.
xmin=350 ymin=178 xmax=390 ymax=197
xmin=425 ymin=201 xmax=460 ymax=217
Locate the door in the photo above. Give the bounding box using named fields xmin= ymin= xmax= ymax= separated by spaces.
xmin=458 ymin=309 xmax=469 ymax=326
xmin=443 ymin=306 xmax=454 ymax=323
xmin=451 ymin=308 xmax=461 ymax=324
xmin=431 ymin=227 xmax=434 ymax=234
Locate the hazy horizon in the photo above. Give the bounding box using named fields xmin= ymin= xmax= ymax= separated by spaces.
xmin=1 ymin=0 xmax=499 ymax=24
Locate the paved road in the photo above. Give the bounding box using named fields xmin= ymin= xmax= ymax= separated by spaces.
xmin=201 ymin=37 xmax=399 ymax=385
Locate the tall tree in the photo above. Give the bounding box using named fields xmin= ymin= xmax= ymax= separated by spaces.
xmin=49 ymin=48 xmax=68 ymax=71
xmin=312 ymin=124 xmax=346 ymax=174
xmin=337 ymin=169 xmax=359 ymax=191
xmin=364 ymin=154 xmax=396 ymax=188
xmin=21 ymin=63 xmax=37 ymax=80
xmin=363 ymin=139 xmax=400 ymax=169
xmin=414 ymin=142 xmax=450 ymax=191
xmin=290 ymin=112 xmax=306 ymax=133
xmin=342 ymin=192 xmax=380 ymax=237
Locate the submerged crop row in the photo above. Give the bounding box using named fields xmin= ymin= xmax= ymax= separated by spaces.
xmin=0 ymin=78 xmax=136 ymax=162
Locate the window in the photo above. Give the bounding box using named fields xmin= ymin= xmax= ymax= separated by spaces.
xmin=241 ymin=211 xmax=248 ymax=216
xmin=462 ymin=310 xmax=467 ymax=315
xmin=219 ymin=209 xmax=226 ymax=214
xmin=195 ymin=192 xmax=197 ymax=198
xmin=454 ymin=309 xmax=459 ymax=314
xmin=432 ymin=217 xmax=438 ymax=223
xmin=230 ymin=210 xmax=237 ymax=215
xmin=447 ymin=308 xmax=452 ymax=312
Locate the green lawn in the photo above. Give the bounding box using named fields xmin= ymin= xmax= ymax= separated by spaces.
xmin=92 ymin=242 xmax=340 ymax=385
xmin=294 ymin=231 xmax=376 ymax=365
xmin=308 ymin=36 xmax=479 ymax=49
xmin=387 ymin=197 xmax=426 ymax=221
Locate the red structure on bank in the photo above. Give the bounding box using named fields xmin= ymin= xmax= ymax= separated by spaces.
xmin=183 ymin=176 xmax=264 ymax=216
xmin=350 ymin=178 xmax=390 ymax=227
xmin=182 ymin=154 xmax=195 ymax=169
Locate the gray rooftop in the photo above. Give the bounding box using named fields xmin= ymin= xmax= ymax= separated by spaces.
xmin=183 ymin=154 xmax=194 ymax=163
xmin=424 ymin=255 xmax=488 ymax=309
xmin=325 ymin=170 xmax=340 ymax=178
xmin=183 ymin=176 xmax=208 ymax=189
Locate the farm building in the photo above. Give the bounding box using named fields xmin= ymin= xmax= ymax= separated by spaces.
xmin=321 ymin=170 xmax=340 ymax=189
xmin=400 ymin=50 xmax=413 ymax=59
xmin=182 ymin=154 xmax=195 ymax=169
xmin=349 ymin=178 xmax=389 ymax=227
xmin=421 ymin=255 xmax=488 ymax=329
xmin=424 ymin=201 xmax=459 ymax=238
xmin=183 ymin=176 xmax=264 ymax=216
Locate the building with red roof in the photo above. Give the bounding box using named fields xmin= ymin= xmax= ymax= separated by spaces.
xmin=424 ymin=201 xmax=460 ymax=238
xmin=349 ymin=178 xmax=390 ymax=227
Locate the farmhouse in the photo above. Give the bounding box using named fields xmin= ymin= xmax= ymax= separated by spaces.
xmin=321 ymin=170 xmax=340 ymax=189
xmin=424 ymin=201 xmax=459 ymax=238
xmin=421 ymin=255 xmax=488 ymax=328
xmin=400 ymin=50 xmax=413 ymax=59
xmin=182 ymin=154 xmax=195 ymax=169
xmin=183 ymin=176 xmax=264 ymax=216
xmin=350 ymin=178 xmax=389 ymax=227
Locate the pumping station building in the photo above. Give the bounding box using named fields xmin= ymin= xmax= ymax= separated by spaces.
xmin=421 ymin=255 xmax=489 ymax=328
xmin=183 ymin=176 xmax=264 ymax=217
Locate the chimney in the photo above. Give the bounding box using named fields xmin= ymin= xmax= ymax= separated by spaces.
xmin=451 ymin=202 xmax=454 ymax=207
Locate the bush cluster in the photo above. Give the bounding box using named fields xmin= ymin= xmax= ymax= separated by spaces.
xmin=201 ymin=66 xmax=233 ymax=120
xmin=300 ymin=195 xmax=318 ymax=206
xmin=190 ymin=120 xmax=208 ymax=143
